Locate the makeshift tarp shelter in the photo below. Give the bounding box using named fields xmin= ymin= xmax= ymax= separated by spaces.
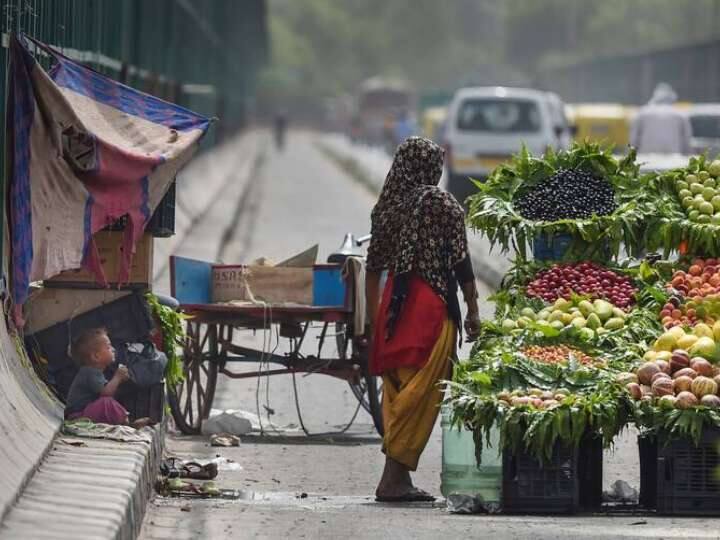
xmin=7 ymin=34 xmax=210 ymax=309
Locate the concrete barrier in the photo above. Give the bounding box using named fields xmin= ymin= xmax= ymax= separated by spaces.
xmin=0 ymin=316 xmax=63 ymax=521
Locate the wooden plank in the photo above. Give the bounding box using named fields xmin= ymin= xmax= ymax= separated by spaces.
xmin=179 ymin=303 xmax=349 ymax=325
xmin=170 ymin=256 xmax=212 ymax=304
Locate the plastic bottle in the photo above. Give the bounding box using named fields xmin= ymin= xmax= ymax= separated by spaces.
xmin=440 ymin=404 xmax=502 ymax=502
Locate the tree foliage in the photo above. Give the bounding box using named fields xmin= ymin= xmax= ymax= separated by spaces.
xmin=264 ymin=0 xmax=720 ymax=100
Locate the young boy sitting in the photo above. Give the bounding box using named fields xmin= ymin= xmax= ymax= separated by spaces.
xmin=65 ymin=327 xmax=151 ymax=428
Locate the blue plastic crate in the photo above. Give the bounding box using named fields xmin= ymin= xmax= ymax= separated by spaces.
xmin=533 ymin=233 xmax=573 ymax=261
xmin=312 ymin=264 xmax=347 ymax=307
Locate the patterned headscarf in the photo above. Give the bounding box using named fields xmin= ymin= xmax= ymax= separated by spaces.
xmin=366 ymin=137 xmax=468 ymax=299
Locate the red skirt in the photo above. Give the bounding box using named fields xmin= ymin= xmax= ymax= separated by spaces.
xmin=370 ymin=273 xmax=447 ymax=376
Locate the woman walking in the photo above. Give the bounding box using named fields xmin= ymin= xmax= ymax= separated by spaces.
xmin=365 ymin=137 xmax=480 ymax=502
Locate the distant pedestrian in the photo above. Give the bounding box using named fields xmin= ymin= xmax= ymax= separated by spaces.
xmin=365 ymin=137 xmax=480 ymax=502
xmin=392 ymin=109 xmax=418 ymax=148
xmin=630 ymin=83 xmax=692 ymax=154
xmin=274 ymin=110 xmax=288 ymax=150
xmin=64 ymin=328 xmax=152 ymax=428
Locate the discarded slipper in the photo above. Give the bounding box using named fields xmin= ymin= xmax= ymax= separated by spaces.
xmin=182 ymin=461 xmax=218 ymax=480
xmin=210 ymin=433 xmax=240 ymax=447
xmin=160 ymin=458 xmax=219 ymax=480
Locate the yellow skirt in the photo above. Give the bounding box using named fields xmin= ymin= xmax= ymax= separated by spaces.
xmin=381 ymin=318 xmax=455 ymax=470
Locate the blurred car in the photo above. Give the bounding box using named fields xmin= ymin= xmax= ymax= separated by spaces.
xmin=354 ymin=76 xmax=415 ymax=147
xmin=443 ymin=86 xmax=572 ymax=204
xmin=686 ymin=104 xmax=720 ymax=158
xmin=566 ymin=103 xmax=635 ymax=149
xmin=421 ymin=106 xmax=447 ymax=143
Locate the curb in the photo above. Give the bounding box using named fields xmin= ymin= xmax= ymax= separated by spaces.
xmin=0 ymin=423 xmax=165 ymax=540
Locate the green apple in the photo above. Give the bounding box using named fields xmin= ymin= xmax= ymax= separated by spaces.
xmin=679 ymin=188 xmax=693 ymax=199
xmin=699 ymin=171 xmax=711 ymax=181
xmin=700 ymin=201 xmax=715 ymax=215
xmin=677 ymin=180 xmax=690 ymax=192
xmin=703 ymin=187 xmax=717 ymax=201
xmin=711 ymin=214 xmax=720 ymax=225
xmin=712 ymin=195 xmax=720 ymax=211
xmin=709 ymin=160 xmax=720 ymax=177
xmin=682 ymin=196 xmax=695 ymax=208
xmin=686 ymin=174 xmax=698 ymax=184
xmin=705 ymin=178 xmax=717 ymax=189
xmin=689 ymin=209 xmax=700 ymax=221
xmin=691 ymin=182 xmax=705 ymax=195
xmin=698 ymin=214 xmax=712 ymax=224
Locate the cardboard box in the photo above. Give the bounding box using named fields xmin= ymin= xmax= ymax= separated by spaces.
xmin=45 ymin=231 xmax=153 ymax=288
xmin=212 ymin=265 xmax=313 ymax=304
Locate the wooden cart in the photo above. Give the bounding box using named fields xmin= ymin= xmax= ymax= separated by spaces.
xmin=166 ymin=256 xmax=383 ymax=435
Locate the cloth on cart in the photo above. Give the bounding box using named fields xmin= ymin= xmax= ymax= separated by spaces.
xmin=381 ymin=317 xmax=455 ymax=471
xmin=343 ymin=256 xmax=367 ymax=336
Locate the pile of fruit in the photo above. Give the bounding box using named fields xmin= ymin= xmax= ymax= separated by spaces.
xmin=674 ymin=160 xmax=720 ymax=224
xmin=521 ymin=344 xmax=595 ymax=365
xmin=525 ymin=261 xmax=635 ymax=307
xmin=501 ymin=297 xmax=626 ymax=339
xmin=452 ymin=148 xmax=720 ymax=468
xmin=647 ymin=323 xmax=720 ymax=362
xmin=514 ymin=168 xmax=617 ymax=221
xmin=658 ymin=295 xmax=720 ymax=328
xmin=495 ymin=387 xmax=571 ymax=410
xmin=623 ymin=349 xmax=720 ymax=409
xmin=667 ymin=258 xmax=720 ymax=299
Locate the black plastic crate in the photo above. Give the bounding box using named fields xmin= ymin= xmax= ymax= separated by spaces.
xmin=25 ymin=291 xmax=154 ymax=400
xmin=105 ymin=181 xmax=176 ymax=237
xmin=502 ymin=436 xmax=603 ymax=514
xmin=656 ymin=428 xmax=720 ymax=516
xmin=638 ymin=435 xmax=658 ymax=509
xmin=116 ymin=382 xmax=165 ymax=424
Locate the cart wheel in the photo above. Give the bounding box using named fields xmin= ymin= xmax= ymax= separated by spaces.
xmin=337 ymin=323 xmax=384 ymax=436
xmin=167 ymin=321 xmax=219 ymax=435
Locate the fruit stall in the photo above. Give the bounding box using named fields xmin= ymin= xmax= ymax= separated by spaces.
xmin=447 ymin=142 xmax=720 ymax=515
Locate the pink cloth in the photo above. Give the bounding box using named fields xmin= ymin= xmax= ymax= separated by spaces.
xmin=69 ymin=397 xmax=128 ymax=425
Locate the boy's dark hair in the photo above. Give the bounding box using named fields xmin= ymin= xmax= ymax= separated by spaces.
xmin=71 ymin=327 xmax=108 ymax=366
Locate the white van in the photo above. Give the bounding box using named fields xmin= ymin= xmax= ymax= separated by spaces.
xmin=444 ymin=87 xmax=572 ymax=204
xmin=686 ymin=104 xmax=720 ymax=158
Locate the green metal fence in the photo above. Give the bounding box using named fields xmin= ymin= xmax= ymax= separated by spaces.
xmin=1 ymin=0 xmax=268 ymax=141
